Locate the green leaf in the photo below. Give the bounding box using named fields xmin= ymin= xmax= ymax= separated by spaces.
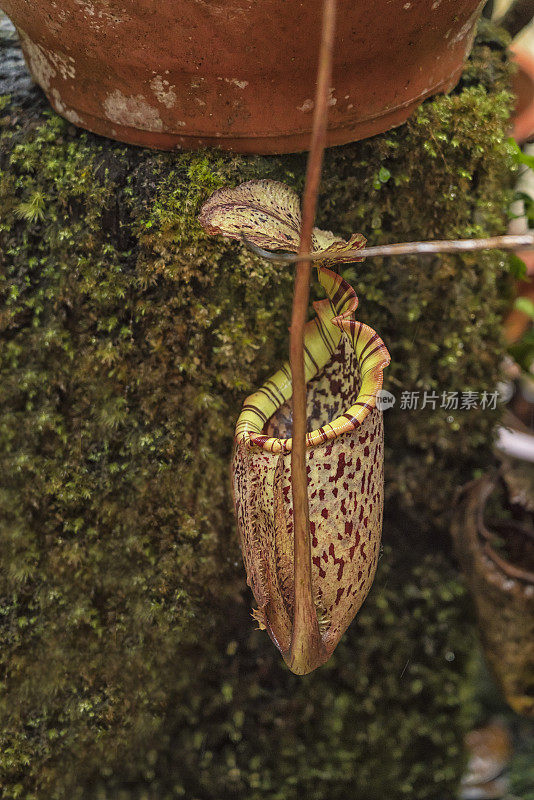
xmin=198 ymin=179 xmax=302 ymax=251
xmin=378 ymin=167 xmax=391 ymax=183
xmin=509 ymin=137 xmax=534 ymax=170
xmin=509 ymin=254 xmax=528 ymax=280
xmin=515 ymin=296 xmax=534 ymax=319
xmin=198 ymin=180 xmax=366 ymax=263
xmin=514 ymin=191 xmax=534 ymax=226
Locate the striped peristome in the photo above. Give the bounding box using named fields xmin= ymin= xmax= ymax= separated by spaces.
xmin=235 ymin=265 xmax=390 ymax=453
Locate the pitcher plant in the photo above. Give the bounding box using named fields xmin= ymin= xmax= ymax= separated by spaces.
xmin=200 ymin=180 xmax=390 ymax=673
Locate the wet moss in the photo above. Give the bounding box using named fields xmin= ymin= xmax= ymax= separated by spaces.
xmin=0 ymin=21 xmax=515 ymax=800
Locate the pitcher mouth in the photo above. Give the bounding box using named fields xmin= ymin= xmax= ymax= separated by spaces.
xmin=235 ymin=266 xmax=390 ymax=454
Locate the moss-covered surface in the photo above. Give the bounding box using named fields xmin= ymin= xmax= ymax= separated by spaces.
xmin=0 ymin=20 xmax=516 ymax=800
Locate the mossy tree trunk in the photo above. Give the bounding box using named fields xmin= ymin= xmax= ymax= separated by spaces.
xmin=0 ymin=18 xmax=516 ymax=800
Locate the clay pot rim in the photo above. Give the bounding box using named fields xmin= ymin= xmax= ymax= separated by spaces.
xmin=475 ymin=474 xmax=534 ymax=584
xmin=10 ymin=0 xmax=483 ymax=153
xmin=235 ymin=267 xmax=390 ymax=454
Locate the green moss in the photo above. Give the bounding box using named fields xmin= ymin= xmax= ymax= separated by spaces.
xmin=0 ymin=21 xmax=514 ymax=800
xmin=320 ymin=78 xmax=516 ymax=523
xmin=88 ymin=543 xmax=477 ymax=800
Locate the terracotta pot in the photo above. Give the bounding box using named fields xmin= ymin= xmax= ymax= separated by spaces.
xmin=1 ymin=0 xmax=485 ymax=153
xmin=451 ymin=476 xmax=534 ymax=717
xmin=511 ymin=49 xmax=534 ymax=144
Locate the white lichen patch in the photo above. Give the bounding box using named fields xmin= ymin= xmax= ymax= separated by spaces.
xmin=19 ymin=34 xmax=76 ymax=87
xmin=46 ymin=1 xmax=68 ymax=32
xmin=328 ymin=88 xmax=337 ymax=107
xmin=20 ymin=34 xmax=56 ymax=90
xmin=50 ymin=88 xmax=83 ymax=124
xmin=216 ymin=77 xmax=249 ymax=89
xmin=103 ymin=90 xmax=164 ymax=132
xmin=297 ymin=98 xmax=314 ymax=113
xmin=75 ymin=0 xmax=97 ymax=16
xmin=150 ymin=75 xmax=177 ymax=109
xmin=450 ymin=19 xmax=472 ymax=46
xmin=47 ymin=51 xmax=76 ymax=81
xmin=225 ymin=78 xmax=248 ymax=89
xmin=50 ymin=2 xmax=67 ymax=18
xmin=74 ymin=0 xmax=127 ymax=28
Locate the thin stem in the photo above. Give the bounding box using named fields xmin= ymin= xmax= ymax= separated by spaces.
xmin=285 ymin=0 xmax=336 ymax=675
xmin=241 ymin=232 xmax=534 ymax=263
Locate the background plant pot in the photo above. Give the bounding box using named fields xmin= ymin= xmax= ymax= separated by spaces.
xmin=511 ymin=48 xmax=534 ymax=143
xmin=0 ymin=0 xmax=486 ymax=153
xmin=451 ymin=476 xmax=534 ymax=717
